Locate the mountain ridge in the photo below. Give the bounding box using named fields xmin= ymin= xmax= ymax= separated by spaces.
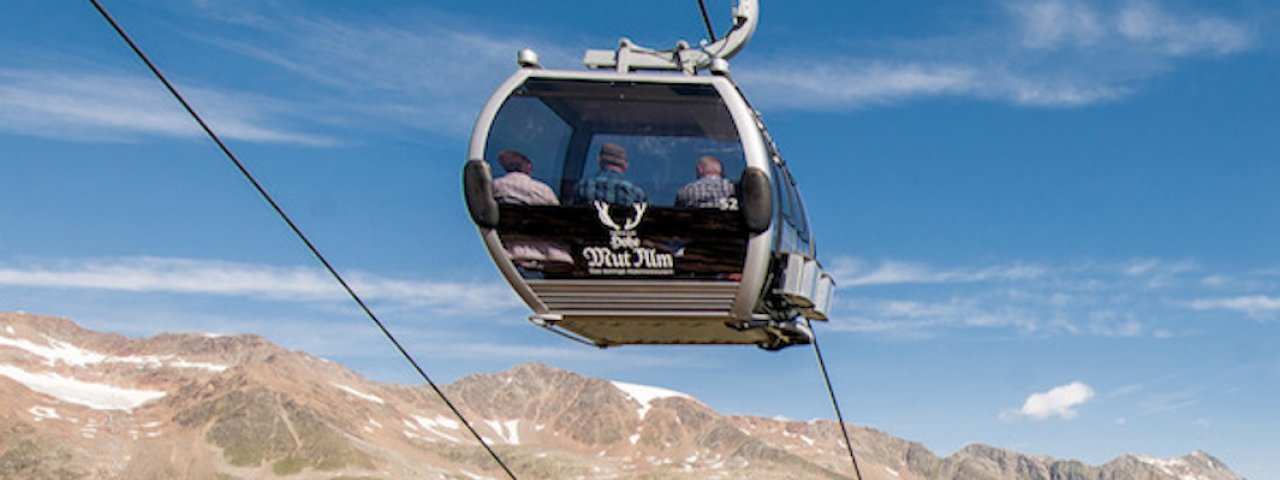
xmin=0 ymin=311 xmax=1245 ymax=479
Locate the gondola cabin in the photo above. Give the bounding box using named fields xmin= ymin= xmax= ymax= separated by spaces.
xmin=463 ymin=52 xmax=833 ymax=350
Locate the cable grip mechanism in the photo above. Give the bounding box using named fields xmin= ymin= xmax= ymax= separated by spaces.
xmin=582 ymin=0 xmax=758 ymax=74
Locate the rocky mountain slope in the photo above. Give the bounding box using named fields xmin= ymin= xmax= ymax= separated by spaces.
xmin=0 ymin=311 xmax=1245 ymax=479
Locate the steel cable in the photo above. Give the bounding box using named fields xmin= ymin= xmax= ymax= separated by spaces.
xmin=85 ymin=1 xmax=519 ymax=478
xmin=697 ymin=0 xmax=718 ymax=41
xmin=808 ymin=318 xmax=865 ymax=480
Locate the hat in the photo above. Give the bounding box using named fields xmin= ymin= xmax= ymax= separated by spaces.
xmin=599 ymin=143 xmax=628 ymax=167
xmin=497 ymin=150 xmax=530 ymax=172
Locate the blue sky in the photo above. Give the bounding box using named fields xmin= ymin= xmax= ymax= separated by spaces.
xmin=2 ymin=0 xmax=1277 ymax=477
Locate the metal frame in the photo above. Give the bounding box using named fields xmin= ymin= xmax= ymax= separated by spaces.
xmin=466 ymin=0 xmax=834 ymax=346
xmin=467 ymin=67 xmax=775 ymax=340
xmin=582 ymin=0 xmax=758 ymax=74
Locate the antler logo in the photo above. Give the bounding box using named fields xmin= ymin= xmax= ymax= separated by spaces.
xmin=593 ymin=201 xmax=647 ymax=232
xmin=583 ymin=201 xmax=673 ymax=274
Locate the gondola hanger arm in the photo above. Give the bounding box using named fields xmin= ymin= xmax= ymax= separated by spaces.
xmin=583 ymin=0 xmax=758 ymax=74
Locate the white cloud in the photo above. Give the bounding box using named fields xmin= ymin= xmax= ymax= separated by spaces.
xmin=0 ymin=69 xmax=332 ymax=145
xmin=1086 ymin=315 xmax=1145 ymax=337
xmin=1123 ymin=258 xmax=1196 ymax=278
xmin=1012 ymin=0 xmax=1252 ymax=55
xmin=739 ymin=0 xmax=1252 ymax=110
xmin=192 ymin=5 xmax=578 ymax=137
xmin=1200 ymin=275 xmax=1228 ymax=286
xmin=740 ymin=61 xmax=1135 ymax=109
xmin=822 ymin=317 xmax=943 ymax=338
xmin=1190 ymin=295 xmax=1280 ymax=318
xmin=0 ymin=256 xmax=520 ymax=315
xmin=1116 ymin=1 xmax=1252 ymax=55
xmin=822 ymin=256 xmax=1274 ymax=339
xmin=737 ymin=62 xmax=981 ymax=109
xmin=7 ymin=4 xmax=580 ymax=143
xmin=829 ymin=257 xmax=1044 ymax=287
xmin=1010 ymin=0 xmax=1107 ymax=49
xmin=1009 ymin=381 xmax=1095 ymax=420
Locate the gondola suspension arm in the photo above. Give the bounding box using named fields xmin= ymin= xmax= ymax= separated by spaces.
xmin=583 ymin=0 xmax=758 ymax=74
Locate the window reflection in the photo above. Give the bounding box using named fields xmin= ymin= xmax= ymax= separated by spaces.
xmin=484 ymin=79 xmax=751 ymax=280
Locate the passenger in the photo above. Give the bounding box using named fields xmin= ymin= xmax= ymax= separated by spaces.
xmin=675 ymin=155 xmax=737 ymax=209
xmin=572 ymin=143 xmax=647 ymax=205
xmin=492 ymin=150 xmax=558 ymax=206
xmin=490 ymin=150 xmax=571 ymax=277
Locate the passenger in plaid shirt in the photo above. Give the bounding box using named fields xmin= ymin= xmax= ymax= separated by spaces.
xmin=572 ymin=143 xmax=647 ymax=205
xmin=675 ymin=156 xmax=737 ymax=210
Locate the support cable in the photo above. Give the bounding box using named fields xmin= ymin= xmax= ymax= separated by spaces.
xmin=807 ymin=318 xmax=865 ymax=480
xmin=697 ymin=0 xmax=718 ymax=42
xmin=85 ymin=1 xmax=518 ymax=478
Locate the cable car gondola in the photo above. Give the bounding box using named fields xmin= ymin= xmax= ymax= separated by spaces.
xmin=462 ymin=0 xmax=833 ymax=350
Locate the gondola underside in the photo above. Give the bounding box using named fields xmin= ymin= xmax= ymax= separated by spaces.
xmin=552 ymin=315 xmax=771 ymax=346
xmin=526 ymin=279 xmax=795 ymax=347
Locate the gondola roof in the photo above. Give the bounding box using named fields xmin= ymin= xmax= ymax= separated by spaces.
xmin=513 ymin=77 xmax=739 ymax=140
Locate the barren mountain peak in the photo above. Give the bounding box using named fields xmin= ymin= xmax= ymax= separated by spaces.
xmin=0 ymin=311 xmax=1245 ymax=480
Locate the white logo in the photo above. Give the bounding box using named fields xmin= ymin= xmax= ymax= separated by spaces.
xmin=593 ymin=201 xmax=646 ymax=231
xmin=583 ymin=201 xmax=673 ymax=275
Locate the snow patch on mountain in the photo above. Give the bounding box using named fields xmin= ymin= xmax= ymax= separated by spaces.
xmin=0 ymin=332 xmax=227 ymax=371
xmin=485 ymin=419 xmax=521 ymax=444
xmin=0 ymin=334 xmax=107 ymax=366
xmin=611 ymin=381 xmax=692 ymax=419
xmin=0 ymin=363 xmax=164 ymax=410
xmin=331 ymin=382 xmax=384 ymax=404
xmin=410 ymin=415 xmax=463 ymax=442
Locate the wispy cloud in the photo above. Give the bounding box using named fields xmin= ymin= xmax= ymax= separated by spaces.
xmin=0 ymin=256 xmax=520 ymax=316
xmin=829 ymin=257 xmax=1044 ymax=287
xmin=188 ymin=4 xmax=578 ymax=137
xmin=827 ymin=298 xmax=1040 ymax=338
xmin=1002 ymin=381 xmax=1095 ymax=421
xmin=8 ymin=3 xmax=578 ymax=144
xmin=825 ymin=256 xmax=1276 ymax=339
xmin=1137 ymin=388 xmax=1202 ymax=415
xmin=740 ymin=0 xmax=1253 ymax=110
xmin=1190 ymin=295 xmax=1280 ymax=319
xmin=0 ymin=69 xmax=332 ymax=145
xmin=739 ymin=61 xmax=1133 ymax=109
xmin=1010 ymin=0 xmax=1250 ymax=54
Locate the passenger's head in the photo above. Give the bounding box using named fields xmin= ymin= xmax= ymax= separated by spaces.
xmin=598 ymin=143 xmax=628 ymax=172
xmin=696 ymin=155 xmax=723 ymax=177
xmin=498 ymin=150 xmax=532 ymax=174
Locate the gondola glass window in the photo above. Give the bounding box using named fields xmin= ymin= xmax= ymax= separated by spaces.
xmin=484 ymin=79 xmax=751 ymax=280
xmin=770 ymin=158 xmax=814 ymax=257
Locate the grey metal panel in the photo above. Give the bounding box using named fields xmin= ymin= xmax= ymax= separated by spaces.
xmin=468 ymin=67 xmax=545 ymax=314
xmin=520 ymin=69 xmax=722 ymax=86
xmin=711 ymin=77 xmax=773 ymax=319
xmin=805 ymin=272 xmax=835 ymax=321
xmin=481 ymin=229 xmax=546 ymax=312
xmin=529 ymin=280 xmax=738 ymax=313
xmin=557 ymin=316 xmax=771 ymax=346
